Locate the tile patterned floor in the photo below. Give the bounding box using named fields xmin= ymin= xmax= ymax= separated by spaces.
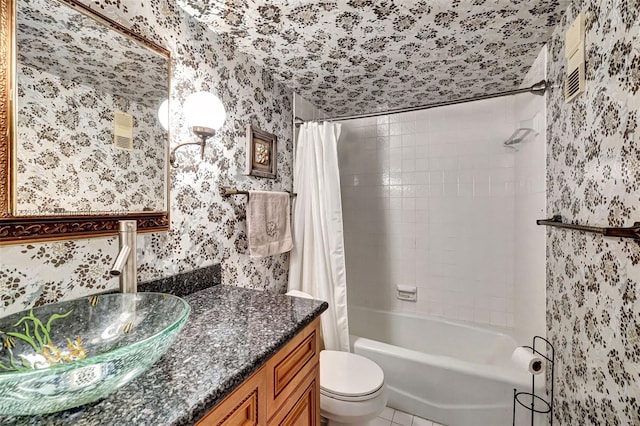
xmin=368 ymin=406 xmax=446 ymax=426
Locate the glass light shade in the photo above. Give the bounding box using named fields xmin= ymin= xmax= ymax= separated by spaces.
xmin=183 ymin=91 xmax=226 ymax=131
xmin=158 ymin=99 xmax=169 ymax=131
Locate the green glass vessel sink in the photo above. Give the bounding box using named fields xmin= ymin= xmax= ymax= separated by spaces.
xmin=0 ymin=292 xmax=190 ymax=415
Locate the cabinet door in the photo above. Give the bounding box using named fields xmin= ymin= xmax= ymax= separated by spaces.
xmin=266 ymin=319 xmax=320 ymax=420
xmin=197 ymin=367 xmax=266 ymax=426
xmin=269 ymin=364 xmax=319 ymax=426
xmin=278 ymin=379 xmax=317 ymax=426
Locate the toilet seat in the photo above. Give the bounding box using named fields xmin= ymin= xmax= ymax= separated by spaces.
xmin=320 ymin=351 xmax=385 ymax=402
xmin=321 ymin=384 xmax=385 ymax=402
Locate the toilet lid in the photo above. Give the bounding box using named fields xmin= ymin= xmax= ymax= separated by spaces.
xmin=320 ymin=351 xmax=384 ymax=399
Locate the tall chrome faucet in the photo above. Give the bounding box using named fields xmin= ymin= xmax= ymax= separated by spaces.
xmin=110 ymin=220 xmax=137 ymax=293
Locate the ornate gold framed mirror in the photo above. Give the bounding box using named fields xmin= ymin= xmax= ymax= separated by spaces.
xmin=0 ymin=0 xmax=171 ymax=245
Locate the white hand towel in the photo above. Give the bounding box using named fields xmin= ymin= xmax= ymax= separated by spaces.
xmin=247 ymin=191 xmax=293 ymax=258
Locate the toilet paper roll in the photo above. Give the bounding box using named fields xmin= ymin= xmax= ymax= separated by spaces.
xmin=511 ymin=347 xmax=545 ymax=375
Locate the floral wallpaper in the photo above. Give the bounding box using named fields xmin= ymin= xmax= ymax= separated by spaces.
xmin=17 ymin=0 xmax=168 ymax=107
xmin=545 ymin=0 xmax=639 ymax=424
xmin=0 ymin=0 xmax=294 ymax=317
xmin=177 ymin=0 xmax=568 ymax=117
xmin=16 ymin=63 xmax=167 ymax=214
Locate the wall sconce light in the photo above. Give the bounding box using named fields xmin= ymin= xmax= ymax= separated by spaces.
xmin=162 ymin=91 xmax=227 ymax=168
xmin=158 ymin=99 xmax=169 ymax=131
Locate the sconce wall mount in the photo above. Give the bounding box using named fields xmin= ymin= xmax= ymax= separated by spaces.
xmin=169 ymin=126 xmax=215 ymax=168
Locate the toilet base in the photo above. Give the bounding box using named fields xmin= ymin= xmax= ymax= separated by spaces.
xmin=325 ymin=419 xmax=371 ymax=426
xmin=320 ymin=390 xmax=387 ymax=426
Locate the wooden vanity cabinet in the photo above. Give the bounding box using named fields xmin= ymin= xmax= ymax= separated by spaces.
xmin=196 ymin=318 xmax=320 ymax=426
xmin=195 ymin=368 xmax=267 ymax=426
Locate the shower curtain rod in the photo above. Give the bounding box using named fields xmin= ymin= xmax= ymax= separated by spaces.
xmin=294 ymin=80 xmax=547 ymax=125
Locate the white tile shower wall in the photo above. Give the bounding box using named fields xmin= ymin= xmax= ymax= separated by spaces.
xmin=513 ymin=47 xmax=547 ymax=344
xmin=339 ymin=97 xmax=518 ymax=327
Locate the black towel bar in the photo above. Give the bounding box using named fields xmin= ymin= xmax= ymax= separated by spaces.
xmin=537 ymin=215 xmax=640 ymax=241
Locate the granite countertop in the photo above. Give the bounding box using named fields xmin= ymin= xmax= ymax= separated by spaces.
xmin=0 ymin=285 xmax=328 ymax=425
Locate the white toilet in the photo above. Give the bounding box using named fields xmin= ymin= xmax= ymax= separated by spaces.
xmin=286 ymin=291 xmax=387 ymax=425
xmin=320 ymin=350 xmax=387 ymax=426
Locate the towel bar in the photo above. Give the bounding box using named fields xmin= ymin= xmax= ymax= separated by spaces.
xmin=222 ymin=187 xmax=297 ymax=197
xmin=537 ymin=215 xmax=640 ymax=242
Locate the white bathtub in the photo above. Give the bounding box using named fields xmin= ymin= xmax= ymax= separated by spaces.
xmin=348 ymin=306 xmax=544 ymax=426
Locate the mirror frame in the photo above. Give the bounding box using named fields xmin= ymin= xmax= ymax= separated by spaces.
xmin=0 ymin=0 xmax=170 ymax=245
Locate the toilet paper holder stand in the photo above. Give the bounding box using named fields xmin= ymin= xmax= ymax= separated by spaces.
xmin=512 ymin=335 xmax=555 ymax=426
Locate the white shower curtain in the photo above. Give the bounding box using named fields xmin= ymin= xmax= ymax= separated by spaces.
xmin=288 ymin=122 xmax=350 ymax=352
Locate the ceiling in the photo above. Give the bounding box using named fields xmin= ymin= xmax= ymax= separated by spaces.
xmin=177 ymin=0 xmax=568 ymax=117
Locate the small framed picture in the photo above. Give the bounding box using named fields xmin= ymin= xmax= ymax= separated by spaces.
xmin=246 ymin=125 xmax=277 ymax=179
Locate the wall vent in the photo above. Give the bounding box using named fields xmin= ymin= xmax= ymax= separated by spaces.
xmin=114 ymin=111 xmax=133 ymax=150
xmin=565 ymin=48 xmax=585 ymax=102
xmin=564 ymin=13 xmax=585 ymax=103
